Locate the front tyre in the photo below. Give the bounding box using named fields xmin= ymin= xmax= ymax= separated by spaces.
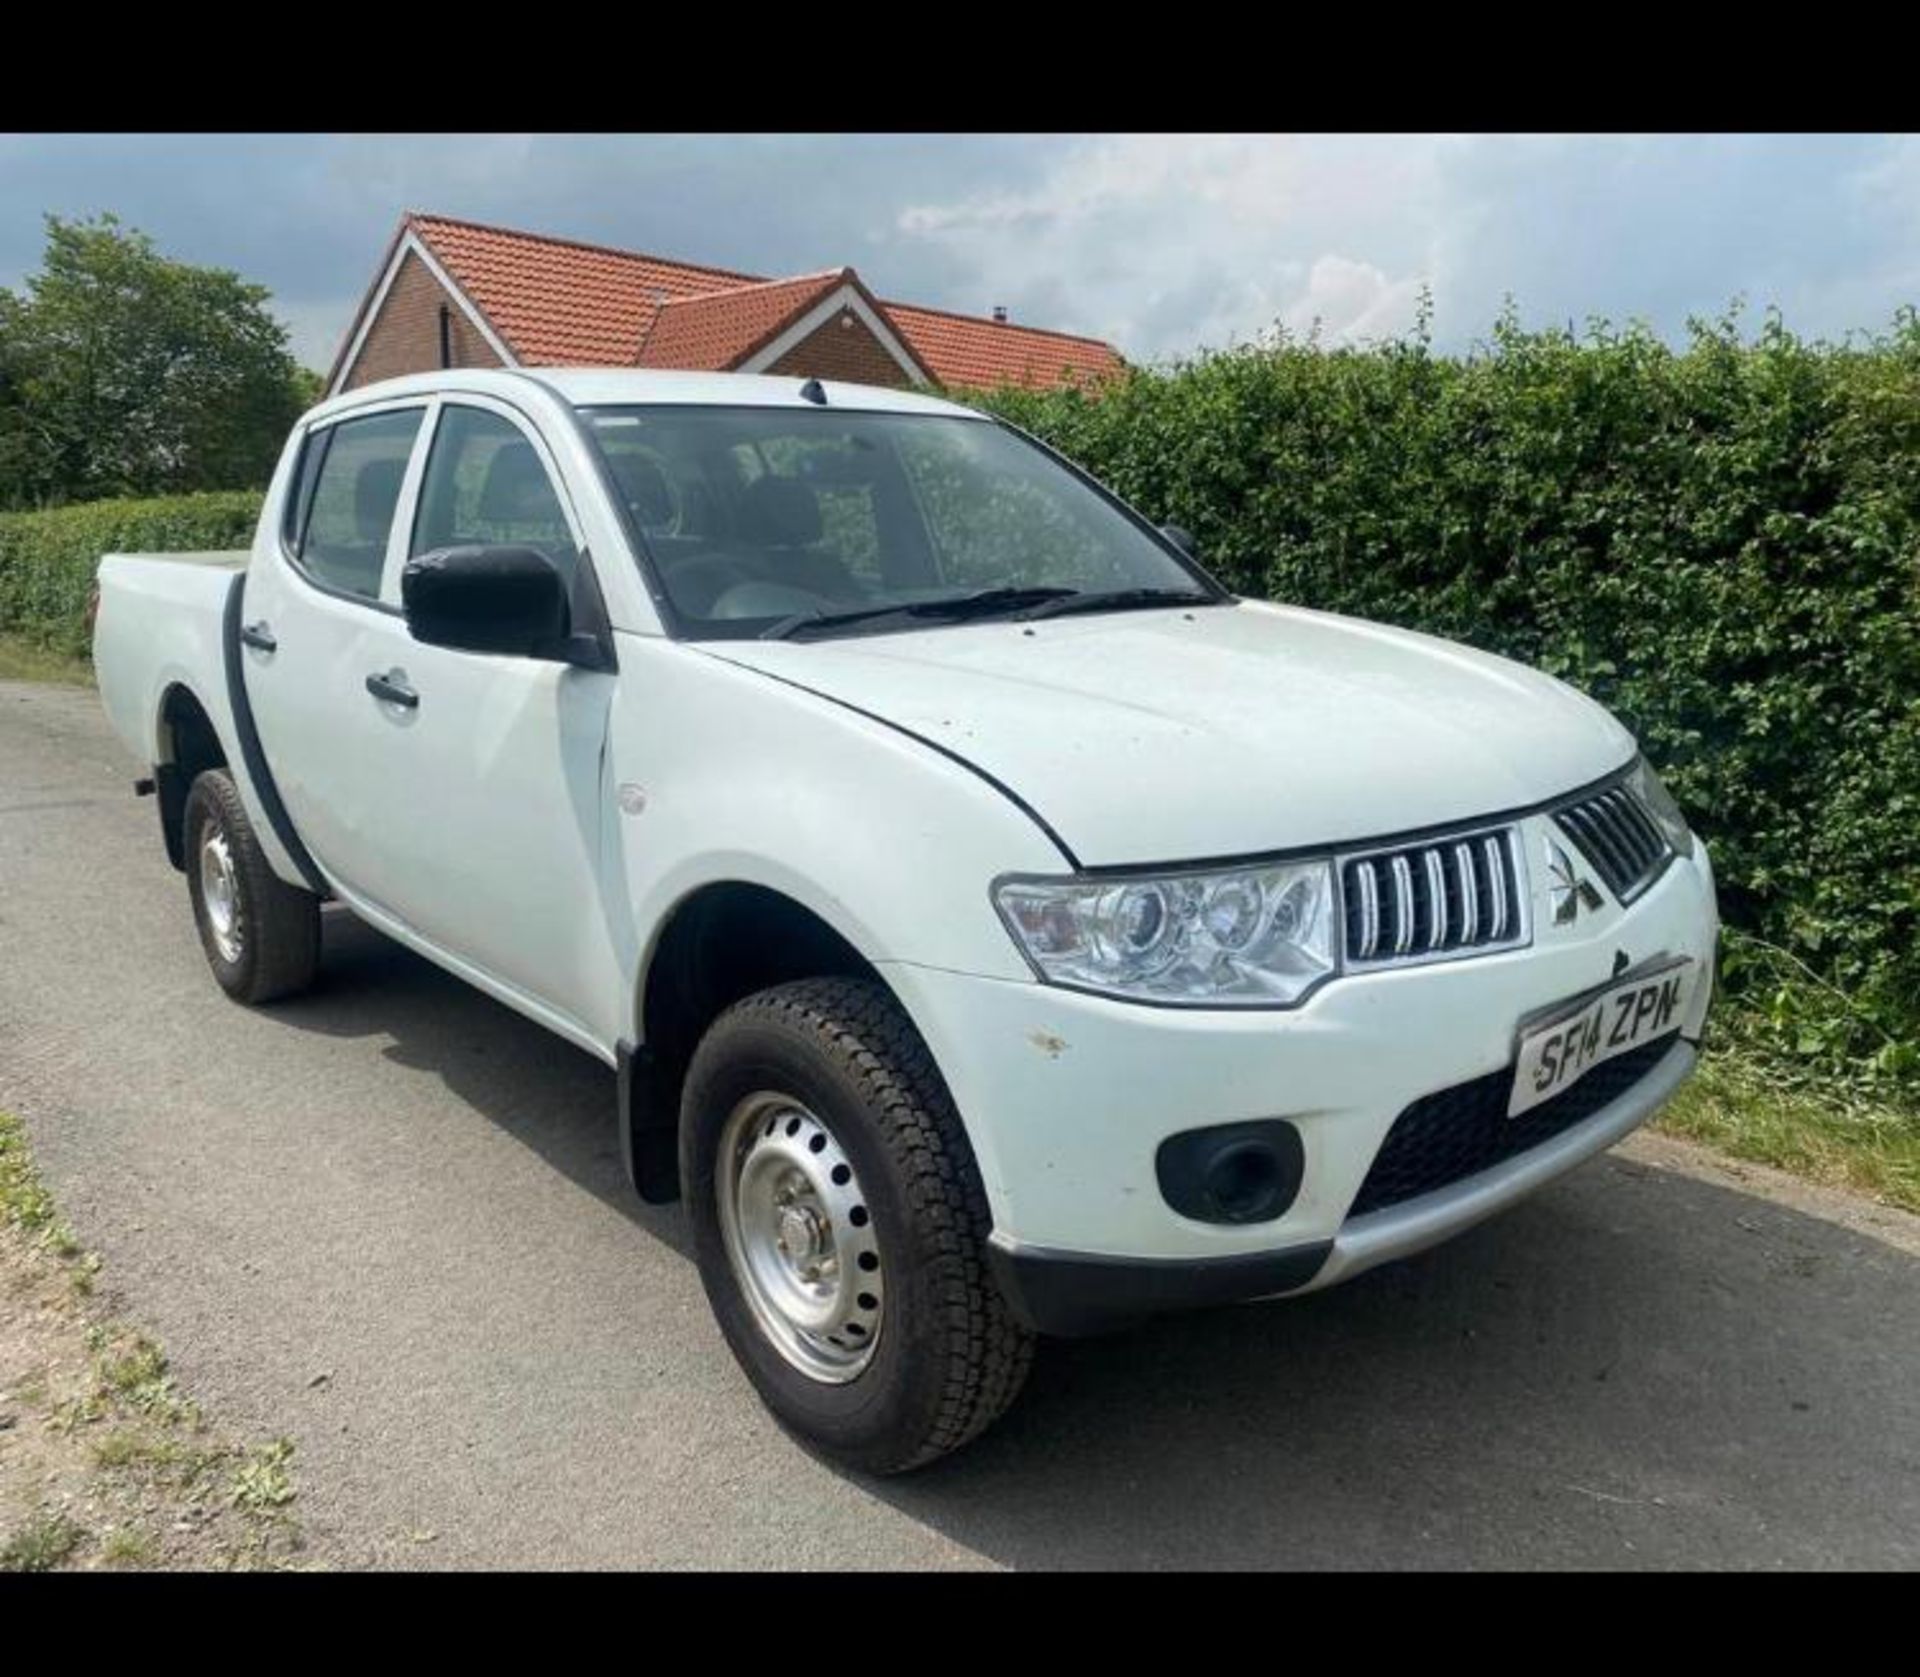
xmin=183 ymin=768 xmax=321 ymax=1004
xmin=682 ymin=977 xmax=1033 ymax=1474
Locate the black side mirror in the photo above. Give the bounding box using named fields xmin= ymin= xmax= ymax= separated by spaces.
xmin=1160 ymin=523 xmax=1198 ymax=558
xmin=402 ymin=545 xmax=570 ymax=659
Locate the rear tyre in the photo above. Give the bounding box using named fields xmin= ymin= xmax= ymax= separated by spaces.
xmin=183 ymin=768 xmax=321 ymax=1004
xmin=682 ymin=977 xmax=1034 ymax=1474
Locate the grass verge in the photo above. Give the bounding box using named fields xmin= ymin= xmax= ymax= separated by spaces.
xmin=0 ymin=1110 xmax=311 ymax=1571
xmin=1658 ymin=1043 xmax=1920 ymax=1214
xmin=0 ymin=632 xmax=93 ymax=686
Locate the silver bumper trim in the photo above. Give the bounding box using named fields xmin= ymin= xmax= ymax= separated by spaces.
xmin=1300 ymin=1038 xmax=1698 ymax=1292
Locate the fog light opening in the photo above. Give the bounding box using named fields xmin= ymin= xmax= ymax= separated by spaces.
xmin=1155 ymin=1119 xmax=1305 ymax=1226
xmin=1205 ymin=1141 xmax=1287 ymax=1223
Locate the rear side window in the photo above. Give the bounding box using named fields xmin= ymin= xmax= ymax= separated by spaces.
xmin=410 ymin=405 xmax=580 ymax=586
xmin=290 ymin=408 xmax=424 ymax=601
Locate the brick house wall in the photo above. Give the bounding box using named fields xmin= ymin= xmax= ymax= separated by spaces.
xmin=765 ymin=307 xmax=913 ymax=387
xmin=342 ymin=252 xmax=504 ymax=391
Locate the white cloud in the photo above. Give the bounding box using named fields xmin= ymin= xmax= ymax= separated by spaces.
xmin=1281 ymin=255 xmax=1427 ymax=345
xmin=894 ymin=135 xmax=1449 ymax=360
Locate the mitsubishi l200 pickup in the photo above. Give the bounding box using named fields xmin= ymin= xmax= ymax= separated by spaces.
xmin=93 ymin=368 xmax=1719 ymax=1471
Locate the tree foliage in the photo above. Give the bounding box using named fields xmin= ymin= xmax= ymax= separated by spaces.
xmin=0 ymin=215 xmax=312 ymax=509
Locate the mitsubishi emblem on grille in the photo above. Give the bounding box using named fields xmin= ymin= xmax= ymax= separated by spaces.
xmin=1545 ymin=836 xmax=1604 ymax=925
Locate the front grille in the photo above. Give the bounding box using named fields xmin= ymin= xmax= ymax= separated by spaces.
xmin=1347 ymin=1033 xmax=1679 ymax=1218
xmin=1552 ymin=778 xmax=1673 ymax=904
xmin=1341 ymin=825 xmax=1526 ymax=969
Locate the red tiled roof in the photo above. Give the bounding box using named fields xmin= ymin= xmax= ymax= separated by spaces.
xmin=411 ymin=214 xmax=754 ymax=367
xmin=885 ymin=301 xmax=1125 ymax=391
xmin=358 ymin=213 xmax=1127 ymax=392
xmin=636 ymin=270 xmax=848 ymax=370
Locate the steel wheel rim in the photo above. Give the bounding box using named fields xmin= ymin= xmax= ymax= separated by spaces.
xmin=199 ymin=828 xmax=243 ymax=964
xmin=717 ymin=1092 xmax=884 ymax=1384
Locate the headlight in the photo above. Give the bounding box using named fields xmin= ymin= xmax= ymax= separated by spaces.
xmin=994 ymin=859 xmax=1338 ymax=1006
xmin=1629 ymin=758 xmax=1695 ymax=859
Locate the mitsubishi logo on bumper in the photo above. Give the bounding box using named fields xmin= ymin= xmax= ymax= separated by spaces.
xmin=1545 ymin=836 xmax=1604 ymax=925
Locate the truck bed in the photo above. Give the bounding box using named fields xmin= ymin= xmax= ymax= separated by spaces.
xmin=94 ymin=549 xmax=250 ymax=770
xmin=91 ymin=546 xmax=303 ymax=886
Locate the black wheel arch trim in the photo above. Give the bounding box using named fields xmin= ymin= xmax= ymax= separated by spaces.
xmin=220 ymin=570 xmax=330 ymax=898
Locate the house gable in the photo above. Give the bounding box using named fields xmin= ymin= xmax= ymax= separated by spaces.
xmin=736 ymin=274 xmax=932 ymax=385
xmin=328 ymin=222 xmax=520 ymax=394
xmin=762 ymin=307 xmax=918 ymax=388
xmin=638 ymin=269 xmax=932 ymax=387
xmin=635 ymin=272 xmax=847 ymax=371
xmin=336 ymin=246 xmax=508 ymax=392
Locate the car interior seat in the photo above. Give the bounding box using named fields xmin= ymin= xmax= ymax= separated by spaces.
xmin=475 ymin=441 xmax=575 ymax=570
xmin=325 ymin=456 xmax=405 ymax=596
xmin=735 ymin=477 xmax=859 ymax=601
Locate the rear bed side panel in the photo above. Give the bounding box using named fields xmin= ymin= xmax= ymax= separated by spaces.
xmin=93 ymin=550 xmax=307 ymax=890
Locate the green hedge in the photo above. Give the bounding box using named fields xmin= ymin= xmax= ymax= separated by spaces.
xmin=0 ymin=491 xmax=262 ymax=658
xmin=976 ymin=309 xmax=1920 ymax=1071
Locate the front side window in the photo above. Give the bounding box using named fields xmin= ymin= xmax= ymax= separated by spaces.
xmin=579 ymin=405 xmax=1217 ymax=638
xmin=290 ymin=407 xmax=424 ymax=601
xmin=411 ymin=405 xmax=580 ymax=585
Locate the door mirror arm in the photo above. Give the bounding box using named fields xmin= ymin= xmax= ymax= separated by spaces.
xmin=554 ymin=548 xmax=619 ymax=672
xmin=548 ymin=629 xmax=617 ymax=673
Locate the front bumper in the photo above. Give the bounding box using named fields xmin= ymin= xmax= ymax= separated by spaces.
xmin=987 ymin=1038 xmax=1695 ymax=1334
xmin=881 ymin=819 xmax=1718 ymax=1327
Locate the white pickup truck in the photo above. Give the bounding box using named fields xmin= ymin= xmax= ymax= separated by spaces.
xmin=93 ymin=367 xmax=1719 ymax=1471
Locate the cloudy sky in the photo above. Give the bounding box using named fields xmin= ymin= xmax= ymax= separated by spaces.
xmin=3 ymin=133 xmax=1915 ymax=374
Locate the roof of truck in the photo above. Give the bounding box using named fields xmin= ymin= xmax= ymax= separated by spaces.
xmin=313 ymin=366 xmax=986 ymax=424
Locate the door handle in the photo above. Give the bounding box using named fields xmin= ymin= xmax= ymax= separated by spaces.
xmin=239 ymin=620 xmax=277 ymax=653
xmin=364 ymin=670 xmax=419 ymax=710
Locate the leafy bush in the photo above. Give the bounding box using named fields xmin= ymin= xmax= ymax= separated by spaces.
xmin=976 ymin=306 xmax=1920 ymax=1068
xmin=0 ymin=491 xmax=262 ymax=657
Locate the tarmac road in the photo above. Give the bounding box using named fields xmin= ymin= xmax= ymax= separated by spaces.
xmin=2 ymin=679 xmax=1915 ymax=1569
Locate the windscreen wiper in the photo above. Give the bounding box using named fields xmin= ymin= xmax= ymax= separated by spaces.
xmin=760 ymin=586 xmax=1078 ymax=641
xmin=1015 ymin=586 xmax=1218 ymax=622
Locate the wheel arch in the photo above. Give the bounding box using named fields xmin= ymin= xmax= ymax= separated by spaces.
xmin=620 ymin=878 xmax=907 ymax=1205
xmin=153 ymin=682 xmax=230 ymax=871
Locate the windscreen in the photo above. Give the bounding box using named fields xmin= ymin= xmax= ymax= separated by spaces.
xmin=577 ymin=405 xmax=1211 ymax=638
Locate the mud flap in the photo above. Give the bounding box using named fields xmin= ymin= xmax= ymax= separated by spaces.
xmin=617 ymin=1039 xmax=681 ymax=1203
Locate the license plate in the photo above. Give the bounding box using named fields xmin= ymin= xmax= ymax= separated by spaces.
xmin=1508 ymin=959 xmax=1694 ymax=1118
